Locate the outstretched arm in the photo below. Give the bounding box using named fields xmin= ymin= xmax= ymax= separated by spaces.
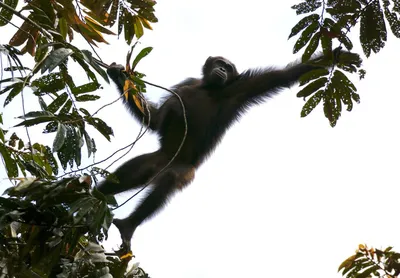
xmin=107 ymin=63 xmax=159 ymax=131
xmin=228 ymin=51 xmax=361 ymax=105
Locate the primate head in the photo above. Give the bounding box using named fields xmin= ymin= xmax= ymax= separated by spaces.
xmin=107 ymin=62 xmax=127 ymax=93
xmin=202 ymin=56 xmax=238 ymax=87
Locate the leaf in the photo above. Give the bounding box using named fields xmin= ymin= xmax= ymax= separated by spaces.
xmin=17 ymin=111 xmax=53 ymax=119
xmin=357 ymin=265 xmax=380 ymax=278
xmin=85 ymin=16 xmax=116 ymax=35
xmin=86 ymin=117 xmax=113 ymax=141
xmin=0 ymin=0 xmax=18 ymax=26
xmin=53 ymin=123 xmax=67 ymax=152
xmin=288 ymin=14 xmax=320 ymax=39
xmin=75 ymin=94 xmax=100 ymax=102
xmin=297 ymin=77 xmax=327 ymax=98
xmin=38 ymin=96 xmax=48 ymax=110
xmin=133 ymin=15 xmax=144 ymax=39
xmin=301 ymin=90 xmax=324 ymax=117
xmin=59 ymin=17 xmax=68 ymax=40
xmin=31 ymin=73 xmax=65 ymax=95
xmin=41 ymin=48 xmax=74 ymax=73
xmin=139 ymin=16 xmax=153 ymax=30
xmin=3 ymin=82 xmax=23 ymax=107
xmin=80 ymin=50 xmax=109 ymax=83
xmin=71 ymin=82 xmax=101 ymax=95
xmin=291 ymin=2 xmax=322 ymax=15
xmin=60 ymin=99 xmax=72 ymax=114
xmin=124 ymin=13 xmax=134 ymax=44
xmin=46 ymin=92 xmax=68 ymax=113
xmin=299 ymin=68 xmax=329 ymax=86
xmin=0 ymin=143 xmax=18 ymax=177
xmin=302 ymin=31 xmax=320 ymax=62
xmin=15 ymin=116 xmax=56 ymax=127
xmin=383 ymin=0 xmax=400 ymax=38
xmin=360 ymin=1 xmax=387 ymax=57
xmin=293 ymin=21 xmax=320 ymax=54
xmin=131 ymin=47 xmax=153 ymax=70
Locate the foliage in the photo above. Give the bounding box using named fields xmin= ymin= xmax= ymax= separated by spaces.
xmin=0 ymin=0 xmax=157 ymax=276
xmin=289 ymin=0 xmax=400 ymax=126
xmin=339 ymin=244 xmax=400 ymax=278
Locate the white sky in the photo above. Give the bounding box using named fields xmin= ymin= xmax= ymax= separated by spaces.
xmin=1 ymin=0 xmax=400 ymax=277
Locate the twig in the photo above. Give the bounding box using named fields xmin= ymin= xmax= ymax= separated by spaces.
xmin=113 ymin=79 xmax=187 ymax=210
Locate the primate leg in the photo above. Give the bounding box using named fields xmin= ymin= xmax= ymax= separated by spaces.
xmin=113 ymin=164 xmax=195 ymax=246
xmin=97 ymin=151 xmax=168 ymax=195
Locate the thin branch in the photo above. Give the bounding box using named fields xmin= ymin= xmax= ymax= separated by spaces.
xmin=113 ymin=79 xmax=187 ymax=210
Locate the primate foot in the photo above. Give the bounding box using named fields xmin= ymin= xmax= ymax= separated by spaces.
xmin=113 ymin=218 xmax=136 ymax=250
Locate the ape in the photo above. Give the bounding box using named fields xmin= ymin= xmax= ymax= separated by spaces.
xmin=99 ymin=52 xmax=361 ymax=246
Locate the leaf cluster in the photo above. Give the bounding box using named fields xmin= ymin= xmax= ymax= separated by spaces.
xmin=339 ymin=244 xmax=400 ymax=278
xmin=0 ymin=175 xmax=124 ymax=276
xmin=1 ymin=0 xmax=157 ymax=55
xmin=290 ymin=0 xmax=400 ymax=126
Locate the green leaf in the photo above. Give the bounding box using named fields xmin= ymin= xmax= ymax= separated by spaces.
xmin=299 ymin=68 xmax=329 ymax=86
xmin=71 ymin=82 xmax=100 ymax=95
xmin=301 ymin=90 xmax=324 ymax=117
xmin=38 ymin=96 xmax=48 ymax=110
xmin=293 ymin=21 xmax=320 ymax=54
xmin=360 ymin=1 xmax=387 ymax=57
xmin=0 ymin=143 xmax=18 ymax=177
xmin=75 ymin=94 xmax=100 ymax=102
xmin=46 ymin=92 xmax=68 ymax=113
xmin=15 ymin=116 xmax=56 ymax=127
xmin=3 ymin=82 xmax=23 ymax=107
xmin=288 ymin=14 xmax=320 ymax=39
xmin=81 ymin=50 xmax=109 ymax=83
xmin=131 ymin=47 xmax=153 ymax=71
xmin=297 ymin=77 xmax=327 ymax=98
xmin=383 ymin=0 xmax=400 ymax=38
xmin=357 ymin=265 xmax=380 ymax=278
xmin=41 ymin=48 xmax=74 ymax=73
xmin=31 ymin=73 xmax=65 ymax=95
xmin=17 ymin=111 xmax=53 ymax=119
xmin=0 ymin=0 xmax=18 ymax=26
xmin=302 ymin=31 xmax=320 ymax=62
xmin=291 ymin=1 xmax=322 ymax=15
xmin=86 ymin=117 xmax=113 ymax=141
xmin=133 ymin=15 xmax=144 ymax=39
xmin=59 ymin=17 xmax=68 ymax=40
xmin=59 ymin=99 xmax=72 ymax=114
xmin=53 ymin=123 xmax=67 ymax=152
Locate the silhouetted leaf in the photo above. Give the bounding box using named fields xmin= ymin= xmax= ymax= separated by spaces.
xmin=301 ymin=89 xmax=324 ymax=117
xmin=291 ymin=1 xmax=322 ymax=15
xmin=302 ymin=31 xmax=320 ymax=62
xmin=289 ymin=14 xmax=320 ymax=39
xmin=293 ymin=21 xmax=320 ymax=54
xmin=299 ymin=68 xmax=329 ymax=86
xmin=297 ymin=77 xmax=327 ymax=98
xmin=360 ymin=1 xmax=387 ymax=57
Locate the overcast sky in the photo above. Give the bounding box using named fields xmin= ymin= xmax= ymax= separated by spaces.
xmin=2 ymin=0 xmax=400 ymax=277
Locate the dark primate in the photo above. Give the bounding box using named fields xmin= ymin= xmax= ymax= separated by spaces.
xmin=99 ymin=52 xmax=361 ymax=246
